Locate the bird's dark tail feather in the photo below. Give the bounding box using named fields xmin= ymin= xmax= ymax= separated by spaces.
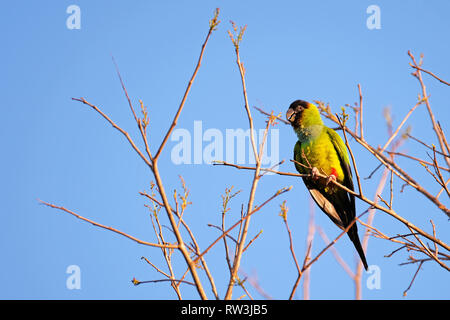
xmin=348 ymin=228 xmax=369 ymax=271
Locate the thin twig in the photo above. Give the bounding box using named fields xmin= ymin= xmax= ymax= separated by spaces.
xmin=194 ymin=186 xmax=292 ymax=265
xmin=153 ymin=13 xmax=219 ymax=162
xmin=386 ymin=151 xmax=450 ymax=172
xmin=279 ymin=201 xmax=302 ymax=300
xmin=133 ymin=278 xmax=195 ymax=286
xmin=403 ymin=261 xmax=424 ymax=297
xmin=141 ymin=256 xmax=171 ymax=278
xmin=39 ymin=200 xmax=178 ymax=249
xmin=409 ymin=65 xmax=450 ymax=86
xmin=72 ymin=97 xmax=153 ymax=168
xmin=253 ymin=106 xmax=290 ymax=125
xmin=337 ymin=114 xmax=363 ymax=195
xmin=379 ymin=100 xmax=423 ymax=154
xmin=358 ymin=84 xmax=364 ymax=140
xmin=408 ymin=50 xmax=450 ymax=168
xmin=243 ymin=230 xmax=263 ymax=253
xmin=302 ymin=199 xmax=315 ymax=300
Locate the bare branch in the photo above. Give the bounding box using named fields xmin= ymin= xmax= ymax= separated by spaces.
xmin=408 ymin=50 xmax=450 ymax=168
xmin=39 ymin=200 xmax=178 ymax=250
xmin=71 ymin=97 xmax=152 ymax=168
xmin=132 ymin=277 xmax=195 ymax=287
xmin=153 ymin=15 xmax=219 ymax=162
xmin=409 ymin=65 xmax=450 ymax=86
xmin=357 ymin=84 xmax=364 ymax=139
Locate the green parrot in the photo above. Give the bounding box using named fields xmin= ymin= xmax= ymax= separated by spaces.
xmin=286 ymin=100 xmax=368 ymax=270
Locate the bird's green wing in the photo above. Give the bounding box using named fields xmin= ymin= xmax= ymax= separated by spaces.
xmin=326 ymin=127 xmax=368 ymax=269
xmin=325 ymin=127 xmax=355 ymax=223
xmin=293 ymin=141 xmax=307 ymax=174
xmin=325 ymin=127 xmax=352 ymax=178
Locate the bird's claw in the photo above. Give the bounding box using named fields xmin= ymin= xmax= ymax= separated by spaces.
xmin=311 ymin=167 xmax=337 ymax=186
xmin=326 ymin=174 xmax=337 ymax=186
xmin=311 ymin=167 xmax=320 ymax=180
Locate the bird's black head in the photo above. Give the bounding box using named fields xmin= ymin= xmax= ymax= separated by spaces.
xmin=286 ymin=100 xmax=310 ymax=127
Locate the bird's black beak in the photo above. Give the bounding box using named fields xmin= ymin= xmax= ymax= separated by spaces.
xmin=286 ymin=108 xmax=296 ymax=123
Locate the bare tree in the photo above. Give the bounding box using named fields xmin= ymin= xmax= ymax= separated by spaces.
xmin=40 ymin=9 xmax=449 ymax=300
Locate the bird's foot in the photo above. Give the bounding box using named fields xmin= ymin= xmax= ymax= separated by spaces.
xmin=311 ymin=167 xmax=320 ymax=180
xmin=326 ymin=173 xmax=337 ymax=186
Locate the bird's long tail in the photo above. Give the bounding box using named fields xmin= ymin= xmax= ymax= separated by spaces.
xmin=348 ymin=226 xmax=369 ymax=271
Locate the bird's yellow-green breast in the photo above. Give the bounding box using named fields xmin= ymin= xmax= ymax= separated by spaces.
xmin=294 ymin=129 xmax=345 ymax=183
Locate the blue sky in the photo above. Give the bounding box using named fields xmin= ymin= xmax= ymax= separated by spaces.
xmin=1 ymin=1 xmax=449 ymax=299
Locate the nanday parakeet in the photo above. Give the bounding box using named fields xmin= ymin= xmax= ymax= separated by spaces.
xmin=286 ymin=100 xmax=368 ymax=270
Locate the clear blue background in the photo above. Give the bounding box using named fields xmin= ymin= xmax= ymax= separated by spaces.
xmin=1 ymin=0 xmax=449 ymax=299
